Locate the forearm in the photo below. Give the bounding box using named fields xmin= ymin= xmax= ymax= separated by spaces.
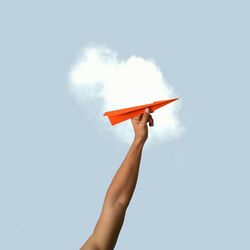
xmin=104 ymin=138 xmax=145 ymax=208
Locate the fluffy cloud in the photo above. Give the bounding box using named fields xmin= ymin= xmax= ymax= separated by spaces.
xmin=69 ymin=46 xmax=184 ymax=144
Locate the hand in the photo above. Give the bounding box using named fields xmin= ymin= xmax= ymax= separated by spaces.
xmin=131 ymin=108 xmax=154 ymax=144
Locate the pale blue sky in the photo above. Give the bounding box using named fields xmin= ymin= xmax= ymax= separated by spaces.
xmin=0 ymin=1 xmax=249 ymax=249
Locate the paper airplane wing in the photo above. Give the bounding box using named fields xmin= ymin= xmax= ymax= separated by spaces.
xmin=103 ymin=98 xmax=178 ymax=125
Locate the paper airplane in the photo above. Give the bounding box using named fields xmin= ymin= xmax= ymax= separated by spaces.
xmin=103 ymin=98 xmax=179 ymax=125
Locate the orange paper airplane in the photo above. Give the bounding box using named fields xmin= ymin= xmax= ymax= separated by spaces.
xmin=103 ymin=98 xmax=179 ymax=125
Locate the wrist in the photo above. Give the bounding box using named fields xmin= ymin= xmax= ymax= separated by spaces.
xmin=133 ymin=137 xmax=146 ymax=147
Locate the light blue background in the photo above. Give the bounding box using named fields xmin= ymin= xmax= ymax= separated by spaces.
xmin=0 ymin=1 xmax=249 ymax=249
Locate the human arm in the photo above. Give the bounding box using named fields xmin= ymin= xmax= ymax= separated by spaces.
xmin=80 ymin=108 xmax=153 ymax=250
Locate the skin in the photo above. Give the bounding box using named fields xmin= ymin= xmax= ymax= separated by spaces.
xmin=80 ymin=108 xmax=154 ymax=250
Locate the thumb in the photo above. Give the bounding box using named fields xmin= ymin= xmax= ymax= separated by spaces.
xmin=141 ymin=108 xmax=150 ymax=125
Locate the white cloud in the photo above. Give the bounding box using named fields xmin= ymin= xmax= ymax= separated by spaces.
xmin=69 ymin=46 xmax=184 ymax=145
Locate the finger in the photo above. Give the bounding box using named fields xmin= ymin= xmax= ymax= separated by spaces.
xmin=141 ymin=108 xmax=150 ymax=125
xmin=133 ymin=114 xmax=143 ymax=121
xmin=149 ymin=115 xmax=154 ymax=126
xmin=148 ymin=115 xmax=154 ymax=127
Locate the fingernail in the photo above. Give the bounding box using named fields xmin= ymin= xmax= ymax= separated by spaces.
xmin=146 ymin=108 xmax=150 ymax=113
